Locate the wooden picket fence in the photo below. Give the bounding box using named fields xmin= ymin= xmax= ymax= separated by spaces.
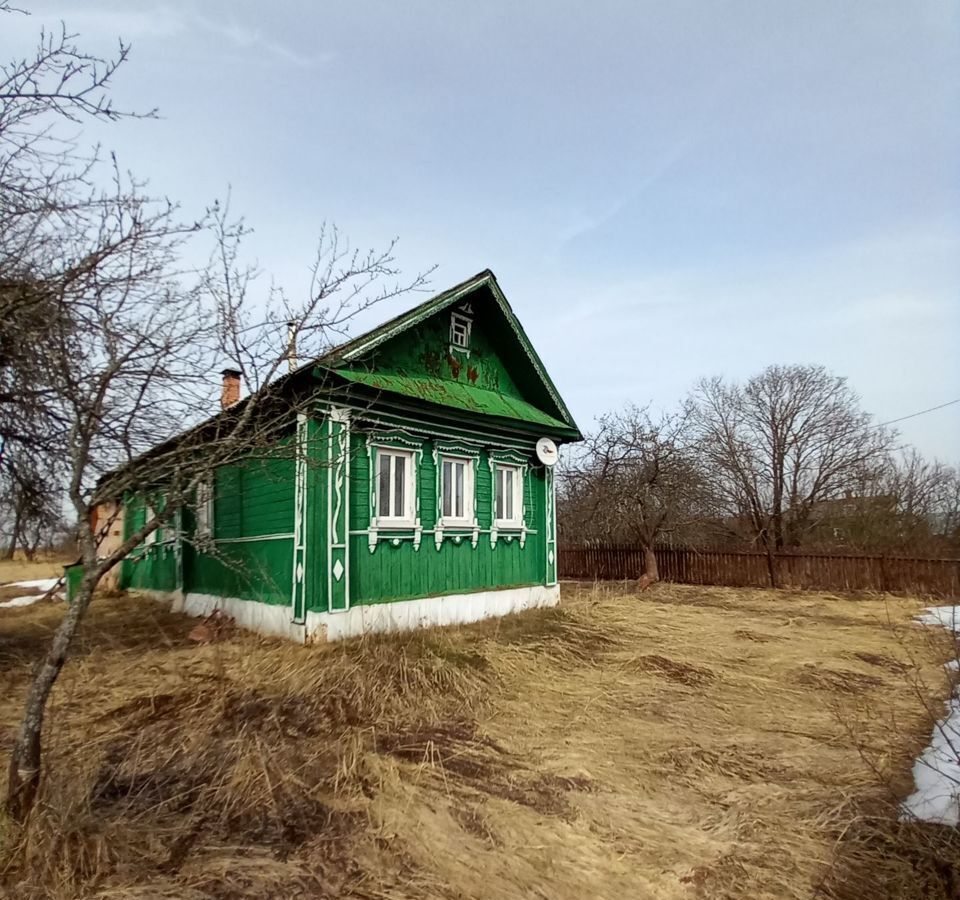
xmin=558 ymin=544 xmax=960 ymax=598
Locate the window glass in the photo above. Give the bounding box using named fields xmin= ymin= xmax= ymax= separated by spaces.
xmin=455 ymin=462 xmax=464 ymax=517
xmin=442 ymin=459 xmax=452 ymax=516
xmin=495 ymin=465 xmax=522 ymax=527
xmin=394 ymin=454 xmax=406 ymax=516
xmin=378 ymin=453 xmax=391 ymax=517
xmin=376 ymin=449 xmax=414 ymax=521
xmin=440 ymin=456 xmax=472 ymax=522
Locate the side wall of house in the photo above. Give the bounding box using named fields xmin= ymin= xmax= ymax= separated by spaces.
xmin=120 ymin=496 xmax=180 ymax=593
xmin=183 ymin=442 xmax=297 ymax=606
xmin=301 ymin=407 xmax=556 ymax=615
xmin=120 ymin=429 xmax=304 ymax=608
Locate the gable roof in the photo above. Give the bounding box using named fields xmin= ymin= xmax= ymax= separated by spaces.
xmin=315 ymin=269 xmax=581 ymax=438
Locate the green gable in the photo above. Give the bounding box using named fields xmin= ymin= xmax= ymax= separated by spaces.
xmin=318 ymin=271 xmax=580 ymax=440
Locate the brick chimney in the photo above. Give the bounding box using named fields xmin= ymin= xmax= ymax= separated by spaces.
xmin=220 ymin=368 xmax=241 ymax=409
xmin=287 ymin=320 xmax=298 ymax=373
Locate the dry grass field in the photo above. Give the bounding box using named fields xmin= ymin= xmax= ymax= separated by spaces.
xmin=1 ymin=576 xmax=959 ymax=899
xmin=0 ymin=558 xmax=66 ymax=591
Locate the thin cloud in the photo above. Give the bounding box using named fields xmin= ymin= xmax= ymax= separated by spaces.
xmin=192 ymin=13 xmax=335 ymax=69
xmin=8 ymin=3 xmax=333 ymax=69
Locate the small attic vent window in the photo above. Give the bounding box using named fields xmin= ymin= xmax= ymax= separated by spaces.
xmin=449 ymin=312 xmax=472 ymax=353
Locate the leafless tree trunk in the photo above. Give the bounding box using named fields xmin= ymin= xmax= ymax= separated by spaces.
xmin=641 ymin=544 xmax=659 ymax=583
xmin=3 ymin=494 xmax=23 ymax=560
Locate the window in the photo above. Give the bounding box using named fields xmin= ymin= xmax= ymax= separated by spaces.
xmin=195 ymin=479 xmax=214 ymax=538
xmin=449 ymin=312 xmax=471 ymax=351
xmin=376 ymin=448 xmax=415 ymax=524
xmin=440 ymin=456 xmax=473 ymax=524
xmin=494 ymin=465 xmax=523 ymax=528
xmin=144 ymin=504 xmax=159 ymax=545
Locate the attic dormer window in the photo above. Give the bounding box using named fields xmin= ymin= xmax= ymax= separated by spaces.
xmin=449 ymin=311 xmax=472 ymax=354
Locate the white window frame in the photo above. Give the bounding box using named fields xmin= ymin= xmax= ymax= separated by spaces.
xmin=373 ymin=446 xmax=417 ymax=528
xmin=439 ymin=454 xmax=474 ymax=527
xmin=195 ymin=478 xmax=214 ymax=539
xmin=449 ymin=312 xmax=472 ymax=353
xmin=494 ymin=464 xmax=524 ymax=530
xmin=144 ymin=503 xmax=159 ymax=545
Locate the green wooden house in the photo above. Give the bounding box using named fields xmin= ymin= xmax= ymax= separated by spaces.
xmin=118 ymin=270 xmax=581 ymax=642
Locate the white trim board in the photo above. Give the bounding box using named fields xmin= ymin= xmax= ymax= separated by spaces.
xmin=138 ymin=584 xmax=559 ymax=644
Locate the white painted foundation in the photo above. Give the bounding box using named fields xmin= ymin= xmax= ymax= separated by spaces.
xmin=173 ymin=591 xmax=307 ymax=642
xmin=306 ymin=583 xmax=559 ymax=642
xmin=154 ymin=583 xmax=560 ymax=644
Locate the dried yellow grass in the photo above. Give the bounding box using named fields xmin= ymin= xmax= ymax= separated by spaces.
xmin=0 ymin=582 xmax=957 ymax=899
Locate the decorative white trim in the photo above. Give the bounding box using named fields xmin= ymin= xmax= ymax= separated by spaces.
xmin=327 ymin=408 xmax=351 ymax=612
xmin=291 ymin=412 xmax=309 ymax=624
xmin=210 ymin=533 xmax=294 ymax=544
xmin=433 ymin=442 xmax=480 ymax=550
xmin=545 ymin=466 xmax=558 ymax=585
xmin=449 ymin=310 xmax=472 ymax=356
xmin=488 ymin=456 xmax=529 ymax=549
xmin=366 ymin=434 xmax=423 ymax=552
xmin=347 ymin=527 xmax=538 ymax=537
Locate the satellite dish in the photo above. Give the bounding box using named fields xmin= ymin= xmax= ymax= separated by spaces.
xmin=536 ymin=437 xmax=558 ymax=467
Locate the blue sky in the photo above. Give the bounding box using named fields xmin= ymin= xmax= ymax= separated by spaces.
xmin=4 ymin=1 xmax=959 ymax=458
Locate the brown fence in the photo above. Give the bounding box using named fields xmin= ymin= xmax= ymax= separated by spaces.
xmin=558 ymin=544 xmax=960 ymax=598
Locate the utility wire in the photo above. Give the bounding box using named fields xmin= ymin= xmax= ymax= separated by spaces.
xmin=878 ymin=397 xmax=960 ymax=427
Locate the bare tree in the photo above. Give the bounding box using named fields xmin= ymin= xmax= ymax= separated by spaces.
xmin=0 ymin=451 xmax=62 ymax=559
xmin=4 ymin=184 xmax=430 ymax=820
xmin=686 ymin=365 xmax=893 ymax=586
xmin=825 ymin=452 xmax=960 ymax=556
xmin=1 ymin=8 xmax=432 ymax=821
xmin=559 ymin=405 xmax=709 ymax=582
xmin=0 ymin=4 xmax=155 ymax=467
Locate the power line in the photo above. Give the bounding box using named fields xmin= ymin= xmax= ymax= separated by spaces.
xmin=878 ymin=397 xmax=960 ymax=427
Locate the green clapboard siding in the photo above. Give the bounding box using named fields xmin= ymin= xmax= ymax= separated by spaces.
xmin=120 ymin=494 xmax=179 ymax=592
xmin=345 ymin=431 xmax=547 ymax=606
xmin=186 ymin=538 xmax=293 ymax=605
xmin=122 ymin=439 xmax=298 ymax=607
xmin=186 ymin=441 xmax=296 ymax=605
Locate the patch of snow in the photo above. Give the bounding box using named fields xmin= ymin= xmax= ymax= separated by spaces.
xmin=0 ymin=594 xmax=47 ymax=608
xmin=902 ymin=605 xmax=960 ymax=824
xmin=4 ymin=577 xmax=59 ymax=591
xmin=901 ymin=697 xmax=960 ymax=825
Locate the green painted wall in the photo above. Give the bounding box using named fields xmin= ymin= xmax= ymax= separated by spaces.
xmin=120 ymin=406 xmax=555 ymax=615
xmin=353 ymin=298 xmax=533 ymax=407
xmin=122 ymin=439 xmax=299 ymax=607
xmin=344 ymin=430 xmax=548 ymax=606
xmin=185 ymin=444 xmax=296 ymax=605
xmin=120 ymin=495 xmax=179 ymax=593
